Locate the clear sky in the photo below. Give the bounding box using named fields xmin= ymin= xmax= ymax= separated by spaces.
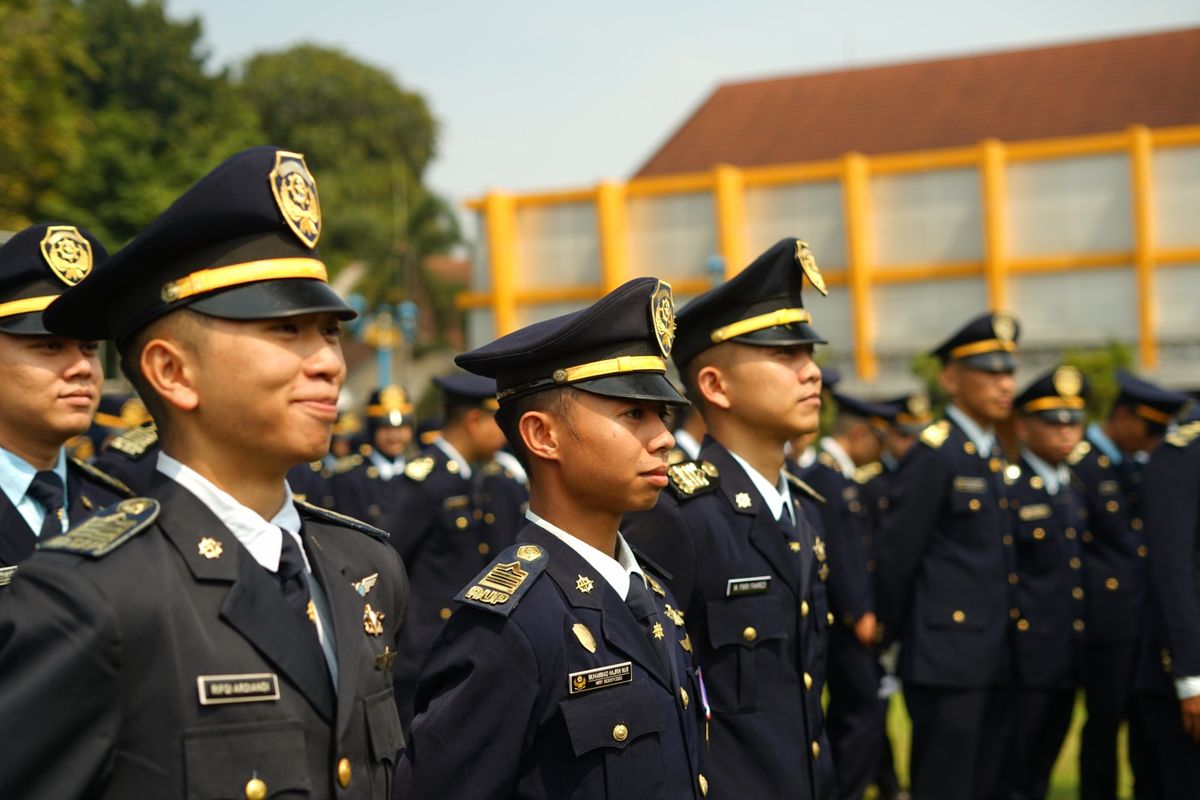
xmin=168 ymin=0 xmax=1200 ymax=237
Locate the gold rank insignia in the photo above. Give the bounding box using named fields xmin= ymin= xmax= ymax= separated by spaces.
xmin=650 ymin=280 xmax=677 ymax=357
xmin=463 ymin=561 xmax=529 ymax=606
xmin=795 ymin=240 xmax=828 ymax=296
xmin=39 ymin=225 xmax=93 ymax=286
xmin=1053 ymin=365 xmax=1082 ymax=398
xmin=572 ymin=622 xmax=597 ymax=653
xmin=306 ymin=600 xmax=316 ymax=623
xmin=679 ymin=633 xmax=692 ymax=653
xmin=516 ymin=545 xmax=544 ymax=562
xmin=646 ymin=574 xmax=666 ymax=597
xmin=268 ymin=150 xmax=321 ymax=249
xmin=376 ymin=646 xmax=397 ymax=671
xmin=363 ymin=603 xmax=385 ymax=636
xmin=735 ymin=492 xmax=752 ymax=509
xmin=652 ymin=621 xmax=665 ymax=640
xmin=198 ymin=537 xmax=223 ymax=560
xmin=920 ymin=420 xmax=951 ymax=449
xmin=789 ymin=541 xmax=802 ymax=553
xmin=575 ymin=574 xmax=595 ymax=594
xmin=405 ymin=456 xmax=435 ymax=482
xmin=664 ymin=604 xmax=685 ymax=626
xmin=353 ymin=573 xmax=379 ymax=597
xmin=813 ymin=536 xmax=827 ymax=562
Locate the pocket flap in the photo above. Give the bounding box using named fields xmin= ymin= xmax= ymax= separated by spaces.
xmin=364 ymin=686 xmax=405 ymax=763
xmin=559 ymin=680 xmax=664 ymax=757
xmin=184 ymin=720 xmax=310 ymax=799
xmin=707 ymin=594 xmax=786 ymax=649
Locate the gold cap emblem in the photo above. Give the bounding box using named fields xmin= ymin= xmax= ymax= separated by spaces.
xmin=992 ymin=312 xmax=1016 ymax=344
xmin=39 ymin=225 xmax=93 ymax=286
xmin=795 ymin=240 xmax=827 ymax=297
xmin=1053 ymin=365 xmax=1082 ymax=398
xmin=268 ymin=150 xmax=321 ymax=249
xmin=908 ymin=392 xmax=931 ymax=417
xmin=650 ymin=280 xmax=676 ymax=357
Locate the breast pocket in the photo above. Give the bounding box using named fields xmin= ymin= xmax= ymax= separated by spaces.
xmin=183 ymin=719 xmax=311 ymax=799
xmin=706 ymin=593 xmax=787 ymax=712
xmin=559 ymin=680 xmax=666 ymax=798
xmin=364 ymin=687 xmax=405 ymax=797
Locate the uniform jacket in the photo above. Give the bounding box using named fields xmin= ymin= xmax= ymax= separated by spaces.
xmin=798 ymin=448 xmax=873 ymax=624
xmin=0 ymin=456 xmax=132 ymax=568
xmin=1008 ymin=456 xmax=1086 ymax=688
xmin=623 ymin=438 xmax=836 ymax=800
xmin=396 ymin=523 xmax=708 ymax=800
xmin=288 ymin=459 xmax=337 ymax=509
xmin=330 ymin=448 xmax=405 ymax=530
xmin=91 ymin=423 xmax=161 ymax=494
xmin=1068 ymin=431 xmax=1148 ymax=645
xmin=0 ymin=473 xmax=409 ymax=800
xmin=875 ymin=417 xmax=1016 ymax=687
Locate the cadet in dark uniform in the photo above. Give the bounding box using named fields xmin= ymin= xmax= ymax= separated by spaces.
xmin=1004 ymin=366 xmax=1089 ymax=800
xmin=800 ymin=391 xmax=893 ymax=800
xmin=331 ymin=385 xmax=415 ymax=527
xmin=1071 ymin=370 xmax=1189 ymax=800
xmin=624 ymin=238 xmax=837 ymax=800
xmin=0 ymin=223 xmax=131 ymax=578
xmin=87 ymin=392 xmax=153 ymax=455
xmin=397 ymin=277 xmax=708 ymax=799
xmin=0 ymin=147 xmax=408 ymax=799
xmin=875 ymin=312 xmax=1020 ymax=800
xmin=379 ymin=373 xmax=516 ymax=732
xmin=1142 ymin=410 xmax=1200 ymax=795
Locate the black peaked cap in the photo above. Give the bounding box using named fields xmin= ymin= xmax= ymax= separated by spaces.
xmin=0 ymin=223 xmax=108 ymax=335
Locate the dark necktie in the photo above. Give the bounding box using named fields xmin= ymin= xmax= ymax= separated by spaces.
xmin=277 ymin=531 xmax=331 ymax=681
xmin=27 ymin=471 xmax=65 ymax=538
xmin=626 ymin=576 xmax=673 ymax=679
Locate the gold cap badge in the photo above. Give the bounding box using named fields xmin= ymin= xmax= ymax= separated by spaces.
xmin=268 ymin=151 xmax=321 ymax=249
xmin=992 ymin=312 xmax=1016 ymax=344
xmin=1053 ymin=365 xmax=1082 ymax=398
xmin=39 ymin=225 xmax=93 ymax=286
xmin=795 ymin=240 xmax=827 ymax=297
xmin=650 ymin=280 xmax=677 ymax=357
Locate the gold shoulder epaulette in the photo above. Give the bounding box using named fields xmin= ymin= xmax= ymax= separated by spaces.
xmin=666 ymin=460 xmax=720 ymax=500
xmin=1066 ymin=439 xmax=1092 ymax=465
xmin=920 ymin=420 xmax=951 ymax=449
xmin=1166 ymin=421 xmax=1200 ymax=449
xmin=854 ymin=461 xmax=883 ymax=485
xmin=38 ymin=498 xmax=160 ymax=558
xmin=785 ymin=472 xmax=827 ymax=504
xmin=455 ymin=544 xmax=548 ymax=617
xmin=405 ymin=455 xmax=436 ymax=482
xmin=106 ymin=424 xmax=158 ymax=459
xmin=70 ymin=457 xmax=134 ymax=498
xmin=295 ymin=499 xmax=388 ymax=542
xmin=331 ymin=454 xmax=362 ymax=475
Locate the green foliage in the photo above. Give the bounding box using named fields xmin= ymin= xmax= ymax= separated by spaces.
xmin=1061 ymin=340 xmax=1133 ymax=423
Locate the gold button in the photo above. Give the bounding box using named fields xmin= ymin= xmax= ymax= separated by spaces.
xmin=1065 ymin=528 xmax=1076 ymax=539
xmin=1069 ymin=557 xmax=1081 ymax=570
xmin=447 ymin=460 xmax=459 ymax=473
xmin=1106 ymin=500 xmax=1119 ymax=513
xmin=456 ymin=516 xmax=469 ymax=529
xmin=1138 ymin=545 xmax=1148 ymax=558
xmin=478 ymin=542 xmax=490 ymax=555
xmin=999 ymin=498 xmax=1008 ymax=509
xmin=964 ymin=442 xmax=976 ymax=455
xmin=484 ymin=512 xmax=496 ymax=525
xmin=612 ymin=723 xmax=629 ymax=742
xmin=1098 ymin=455 xmax=1110 ymax=467
xmin=1008 ymin=573 xmax=1018 ymax=585
xmin=337 ymin=757 xmax=352 ymax=788
xmin=1033 ymin=527 xmax=1045 ymax=540
xmin=1002 ymin=534 xmax=1014 ymax=546
xmin=969 ymin=499 xmax=981 ymax=511
xmin=1017 ymin=619 xmax=1030 ymax=632
xmin=804 ymin=672 xmax=813 ymax=690
xmin=1072 ymin=587 xmax=1084 ymax=600
xmin=990 ymin=457 xmax=1002 ymax=472
xmin=952 ymin=609 xmax=966 ymax=623
xmin=439 ymin=607 xmax=452 ymax=620
xmin=742 ymin=626 xmax=757 ymax=642
xmin=1010 ymin=607 xmax=1020 ymax=619
xmin=812 ymin=740 xmax=821 ymax=758
xmin=1082 ymin=531 xmax=1094 ymax=543
xmin=800 ymin=601 xmax=810 ymax=617
xmin=1073 ymin=619 xmax=1086 ymax=632
xmin=473 ymin=508 xmax=483 ymax=520
xmin=827 ymin=612 xmax=835 ymax=625
xmin=1105 ymin=577 xmax=1120 ymax=591
xmin=698 ymin=774 xmax=709 ymax=797
xmin=1131 ymin=517 xmax=1143 ymax=531
xmin=245 ymin=778 xmax=268 ymax=800
xmin=680 ymin=686 xmax=689 ymax=709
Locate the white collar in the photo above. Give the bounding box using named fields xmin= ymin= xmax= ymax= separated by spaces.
xmin=673 ymin=429 xmax=702 ymax=461
xmin=946 ymin=404 xmax=996 ymax=457
xmin=1021 ymin=448 xmax=1070 ymax=495
xmin=795 ymin=445 xmax=817 ymax=469
xmin=367 ymin=449 xmax=405 ymax=480
xmin=433 ymin=437 xmax=472 ymax=479
xmin=1087 ymin=423 xmax=1124 ymax=465
xmin=156 ymin=452 xmax=303 ymax=572
xmin=819 ymin=436 xmax=857 ymax=479
xmin=727 ymin=450 xmax=794 ymax=523
xmin=526 ymin=509 xmax=643 ymax=600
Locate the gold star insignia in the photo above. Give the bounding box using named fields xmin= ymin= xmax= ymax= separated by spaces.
xmin=735 ymin=492 xmax=752 ymax=509
xmin=575 ymin=574 xmax=595 ymax=594
xmin=363 ymin=603 xmax=385 ymax=636
xmin=646 ymin=575 xmax=666 ymax=597
xmin=652 ymin=621 xmax=665 ymax=640
xmin=197 ymin=537 xmax=223 ymax=559
xmin=789 ymin=541 xmax=802 ymax=553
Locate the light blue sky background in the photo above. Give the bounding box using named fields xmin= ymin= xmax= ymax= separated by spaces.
xmin=169 ymin=1 xmax=1200 ymax=237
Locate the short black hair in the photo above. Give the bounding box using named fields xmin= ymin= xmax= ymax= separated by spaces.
xmin=494 ymin=387 xmax=574 ymax=474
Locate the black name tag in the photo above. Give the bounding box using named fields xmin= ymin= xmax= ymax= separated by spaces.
xmin=568 ymin=662 xmax=632 ymax=694
xmin=726 ymin=575 xmax=771 ymax=597
xmin=197 ymin=673 xmax=280 ymax=705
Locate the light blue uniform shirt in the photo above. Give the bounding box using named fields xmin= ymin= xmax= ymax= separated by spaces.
xmin=0 ymin=447 xmax=69 ymax=536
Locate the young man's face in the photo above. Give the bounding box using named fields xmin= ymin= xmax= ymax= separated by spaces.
xmin=555 ymin=391 xmax=676 ymax=513
xmin=373 ymin=424 xmax=412 ymax=458
xmin=1020 ymin=415 xmax=1083 ymax=465
xmin=0 ymin=333 xmax=102 ymax=447
xmin=716 ymin=343 xmax=822 ymax=439
xmin=465 ymin=409 xmax=507 ymax=461
xmin=942 ymin=363 xmax=1015 ymax=425
xmin=189 ymin=312 xmax=346 ymax=468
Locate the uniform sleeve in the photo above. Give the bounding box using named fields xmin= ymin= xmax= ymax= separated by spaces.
xmin=875 ymin=445 xmax=948 ymax=644
xmin=812 ymin=476 xmax=872 ymax=621
xmin=0 ymin=557 xmax=122 ymax=798
xmin=1145 ymin=442 xmax=1200 ymax=679
xmin=394 ymin=610 xmax=541 ymax=800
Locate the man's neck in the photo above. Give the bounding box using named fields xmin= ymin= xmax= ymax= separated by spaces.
xmin=0 ymin=430 xmax=63 ymax=471
xmin=527 ymin=484 xmax=620 ymax=559
xmin=162 ymin=436 xmax=288 ymax=520
xmin=707 ymin=417 xmax=786 ymax=484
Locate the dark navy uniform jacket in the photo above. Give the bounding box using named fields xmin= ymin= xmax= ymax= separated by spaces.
xmin=331 ymin=448 xmax=406 ymax=530
xmin=0 ymin=455 xmax=131 ymax=568
xmin=1009 ymin=455 xmax=1086 ymax=688
xmin=875 ymin=417 xmax=1015 ymax=687
xmin=396 ymin=523 xmax=708 ymax=800
xmin=799 ymin=448 xmax=873 ymax=626
xmin=624 ymin=438 xmax=836 ymax=800
xmin=288 ymin=459 xmax=337 ymax=509
xmin=0 ymin=474 xmax=409 ymax=799
xmin=1068 ymin=428 xmax=1148 ymax=646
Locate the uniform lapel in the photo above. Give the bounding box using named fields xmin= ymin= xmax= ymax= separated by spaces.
xmin=151 ymin=475 xmax=336 ymax=723
xmin=305 ymin=523 xmax=363 ymax=738
xmin=0 ymin=491 xmax=36 ymax=566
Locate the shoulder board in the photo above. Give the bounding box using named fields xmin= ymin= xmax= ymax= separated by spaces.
xmin=1166 ymin=421 xmax=1200 ymax=449
xmin=405 ymin=455 xmax=437 ymax=482
xmin=817 ymin=451 xmax=838 ymax=469
xmin=295 ymin=499 xmax=388 ymax=542
xmin=0 ymin=564 xmax=16 ymax=586
xmin=455 ymin=543 xmax=548 ymax=617
xmin=331 ymin=454 xmax=363 ymax=475
xmin=666 ymin=460 xmax=720 ymax=500
xmin=920 ymin=420 xmax=951 ymax=449
xmin=785 ymin=472 xmax=827 ymax=504
xmin=70 ymin=457 xmax=134 ymax=497
xmin=106 ymin=424 xmax=158 ymax=459
xmin=629 ymin=544 xmax=674 ymax=582
xmin=38 ymin=498 xmax=160 ymax=558
xmin=854 ymin=461 xmax=883 ymax=485
xmin=1066 ymin=439 xmax=1091 ymax=465
xmin=482 ymin=461 xmax=503 ymax=476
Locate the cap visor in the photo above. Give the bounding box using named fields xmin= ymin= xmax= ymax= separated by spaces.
xmin=1030 ymin=408 xmax=1086 ymax=425
xmin=0 ymin=311 xmax=54 ymax=336
xmin=958 ymin=351 xmax=1016 ymax=373
xmin=187 ymin=279 xmax=356 ymax=321
xmin=731 ymin=322 xmax=827 ymax=348
xmin=574 ymin=372 xmax=689 ymax=405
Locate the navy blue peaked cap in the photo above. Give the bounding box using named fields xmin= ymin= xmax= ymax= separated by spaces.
xmin=434 ymin=374 xmax=499 ymax=411
xmin=672 ymin=237 xmax=827 ymax=368
xmin=831 ymin=391 xmax=896 ymax=423
xmin=881 ymin=392 xmax=935 ymax=434
xmin=820 ymin=366 xmax=842 ymax=392
xmin=1114 ymin=369 xmax=1191 ymax=428
xmin=366 ymin=386 xmax=414 ymax=429
xmin=931 ymin=311 xmax=1020 ymax=372
xmin=456 ymin=277 xmax=687 ymax=406
xmin=0 ymin=223 xmax=108 ymax=335
xmin=44 ymin=146 xmax=354 ymax=345
xmin=1016 ymin=365 xmax=1089 ymax=424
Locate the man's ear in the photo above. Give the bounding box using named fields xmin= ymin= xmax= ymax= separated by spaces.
xmin=518 ymin=409 xmax=563 ymax=465
xmin=141 ymin=337 xmax=200 ymax=413
xmin=695 ymin=363 xmax=732 ymax=411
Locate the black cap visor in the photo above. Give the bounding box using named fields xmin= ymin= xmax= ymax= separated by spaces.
xmin=958 ymin=350 xmax=1017 ymax=374
xmin=573 ymin=372 xmax=689 ymax=406
xmin=0 ymin=310 xmax=54 ymax=336
xmin=730 ymin=321 xmax=827 ymax=349
xmin=1027 ymin=407 xmax=1086 ymax=425
xmin=188 ymin=278 xmax=356 ymax=322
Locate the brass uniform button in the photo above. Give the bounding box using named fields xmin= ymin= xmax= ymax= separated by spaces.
xmin=1003 ymin=534 xmax=1014 ymax=546
xmin=1131 ymin=517 xmax=1143 ymax=531
xmin=439 ymin=607 xmax=452 ymax=620
xmin=447 ymin=460 xmax=460 ymax=473
xmin=1017 ymin=619 xmax=1030 ymax=632
xmin=1033 ymin=527 xmax=1045 ymax=540
xmin=1072 ymin=587 xmax=1085 ymax=600
xmin=800 ymin=600 xmax=810 ymax=617
xmin=1069 ymin=557 xmax=1081 ymax=570
xmin=484 ymin=512 xmax=496 ymax=525
xmin=245 ymin=778 xmax=268 ymax=800
xmin=455 ymin=516 xmax=469 ymax=530
xmin=478 ymin=542 xmax=490 ymax=555
xmin=827 ymin=612 xmax=835 ymax=625
xmin=473 ymin=508 xmax=483 ymax=520
xmin=1082 ymin=531 xmax=1094 ymax=543
xmin=1010 ymin=607 xmax=1020 ymax=620
xmin=804 ymin=672 xmax=813 ymax=690
xmin=1106 ymin=500 xmax=1119 ymax=513
xmin=968 ymin=499 xmax=981 ymax=511
xmin=952 ymin=609 xmax=966 ymax=623
xmin=337 ymin=757 xmax=352 ymax=788
xmin=1106 ymin=577 xmax=1120 ymax=591
xmin=1098 ymin=455 xmax=1110 ymax=467
xmin=1008 ymin=573 xmax=1019 ymax=585
xmin=999 ymin=498 xmax=1008 ymax=509
xmin=1138 ymin=545 xmax=1148 ymax=558
xmin=742 ymin=626 xmax=757 ymax=643
xmin=964 ymin=442 xmax=976 ymax=455
xmin=698 ymin=774 xmax=709 ymax=797
xmin=1065 ymin=528 xmax=1076 ymax=539
xmin=612 ymin=723 xmax=629 ymax=742
xmin=1073 ymin=619 xmax=1086 ymax=632
xmin=812 ymin=740 xmax=821 ymax=758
